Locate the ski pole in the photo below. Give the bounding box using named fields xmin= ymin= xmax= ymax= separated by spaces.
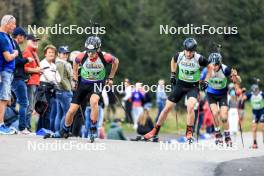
xmin=175 ymin=105 xmax=179 ymax=136
xmin=236 ymin=96 xmax=244 ymax=148
xmin=113 ymin=91 xmax=130 ymax=121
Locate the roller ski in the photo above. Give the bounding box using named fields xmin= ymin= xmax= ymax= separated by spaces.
xmin=131 ymin=135 xmax=159 ymax=142
xmin=130 ymin=135 xmax=144 ymax=141
xmin=43 ymin=126 xmax=70 ymax=139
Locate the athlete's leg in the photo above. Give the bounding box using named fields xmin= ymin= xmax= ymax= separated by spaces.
xmin=144 ymin=84 xmax=184 ymax=140
xmin=156 ymin=100 xmax=175 ymax=126
xmin=260 ymin=112 xmax=264 ymax=143
xmin=220 ymin=105 xmax=232 ymax=145
xmin=209 ymin=104 xmax=220 ymax=129
xmin=90 ymin=94 xmax=100 ymax=124
xmin=88 ymin=94 xmax=100 ymax=142
xmin=252 ymin=122 xmax=258 ymax=147
xmin=260 ymin=122 xmax=264 ymax=143
xmin=65 ymin=103 xmax=80 ymax=126
xmin=252 ymin=111 xmax=259 ymax=148
xmin=220 ymin=106 xmax=229 ymax=131
xmin=144 ymin=100 xmax=175 ymax=140
xmin=186 ymin=97 xmax=197 ymax=126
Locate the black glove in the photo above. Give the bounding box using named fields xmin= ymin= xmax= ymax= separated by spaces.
xmin=200 ymin=80 xmax=208 ymax=91
xmin=72 ymin=79 xmax=78 ymax=90
xmin=105 ymin=77 xmax=114 ymax=85
xmin=170 ymin=72 xmax=177 ymax=85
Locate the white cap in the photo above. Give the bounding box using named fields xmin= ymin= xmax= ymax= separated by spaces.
xmin=1 ymin=15 xmax=16 ymax=26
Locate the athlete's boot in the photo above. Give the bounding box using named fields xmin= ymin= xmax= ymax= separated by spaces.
xmin=144 ymin=125 xmax=160 ymax=141
xmin=89 ymin=122 xmax=98 ymax=143
xmin=215 ymin=130 xmax=223 ymax=146
xmin=251 ymin=140 xmax=258 ymax=149
xmin=224 ymin=131 xmax=232 ymax=147
xmin=186 ymin=125 xmax=194 ymax=144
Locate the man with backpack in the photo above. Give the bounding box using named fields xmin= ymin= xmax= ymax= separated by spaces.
xmin=58 ymin=36 xmax=119 ymax=142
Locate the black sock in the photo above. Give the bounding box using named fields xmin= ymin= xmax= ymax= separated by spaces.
xmin=253 ymin=140 xmax=257 ymax=145
xmin=155 ymin=125 xmax=161 ymax=135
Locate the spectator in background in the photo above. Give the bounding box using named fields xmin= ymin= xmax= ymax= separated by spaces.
xmin=203 ymin=100 xmax=214 ymax=134
xmin=0 ymin=15 xmax=18 ymax=135
xmin=11 ymin=27 xmax=33 ymax=134
xmin=194 ymin=91 xmax=205 ymax=136
xmin=228 ymin=89 xmax=239 ymax=136
xmin=54 ymin=46 xmax=73 ymax=132
xmin=107 ymin=118 xmax=126 ymax=140
xmin=23 ymin=34 xmax=41 ymax=131
xmin=155 ymin=79 xmax=167 ymax=122
xmin=131 ymin=82 xmax=145 ymax=129
xmin=237 ymin=87 xmax=246 ymax=125
xmin=137 ymin=107 xmax=154 ymax=136
xmin=122 ymin=78 xmax=133 ymax=124
xmin=242 ymin=84 xmax=264 ymax=149
xmin=105 ymin=86 xmax=117 ymax=122
xmin=143 ymin=89 xmax=152 ymax=110
xmin=36 ymin=44 xmax=61 ymax=131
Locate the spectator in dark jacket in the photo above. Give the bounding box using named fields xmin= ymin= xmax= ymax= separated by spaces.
xmin=11 ymin=27 xmax=33 ymax=134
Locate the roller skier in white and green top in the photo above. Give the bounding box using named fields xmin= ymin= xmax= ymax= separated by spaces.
xmin=200 ymin=52 xmax=241 ymax=147
xmin=144 ymin=38 xmax=210 ymax=143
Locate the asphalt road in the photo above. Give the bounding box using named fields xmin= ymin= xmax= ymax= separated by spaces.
xmin=0 ymin=132 xmax=263 ymax=176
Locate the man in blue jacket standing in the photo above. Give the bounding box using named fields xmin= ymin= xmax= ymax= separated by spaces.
xmin=0 ymin=15 xmax=18 ymax=135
